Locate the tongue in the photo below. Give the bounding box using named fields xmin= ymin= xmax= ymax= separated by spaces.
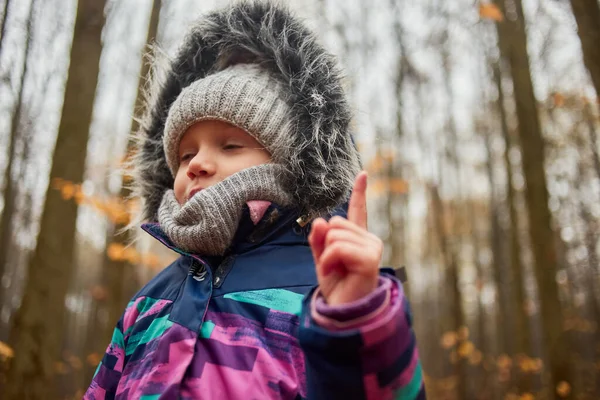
xmin=246 ymin=200 xmax=272 ymax=225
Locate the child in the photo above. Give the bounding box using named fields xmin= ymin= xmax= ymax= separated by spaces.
xmin=85 ymin=2 xmax=425 ymax=399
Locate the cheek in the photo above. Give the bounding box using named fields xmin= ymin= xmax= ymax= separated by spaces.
xmin=173 ymin=171 xmax=187 ymax=204
xmin=234 ymin=152 xmax=270 ymax=172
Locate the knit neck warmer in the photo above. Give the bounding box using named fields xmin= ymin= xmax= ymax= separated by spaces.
xmin=158 ymin=164 xmax=293 ymax=256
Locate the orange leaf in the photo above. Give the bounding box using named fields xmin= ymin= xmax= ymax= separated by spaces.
xmin=54 ymin=361 xmax=68 ymax=375
xmin=552 ymin=92 xmax=565 ymax=107
xmin=368 ymin=179 xmax=386 ymax=195
xmin=381 ymin=149 xmax=395 ymax=162
xmin=496 ymin=354 xmax=512 ymax=369
xmin=367 ymin=155 xmax=385 ymax=174
xmin=389 ymin=178 xmax=409 ymax=194
xmin=90 ymin=285 xmax=108 ymax=301
xmin=520 ymin=394 xmax=535 ymax=400
xmin=440 ymin=331 xmax=458 ymax=349
xmin=86 ymin=353 xmax=102 ymax=366
xmin=52 ymin=178 xmax=65 ymax=190
xmin=0 ymin=341 xmax=14 ymax=359
xmin=68 ymin=355 xmax=83 ymax=370
xmin=107 ymin=243 xmax=125 ymax=261
xmin=556 ymin=381 xmax=571 ymax=397
xmin=479 ymin=3 xmax=504 ymax=21
xmin=468 ymin=350 xmax=483 ymax=365
xmin=61 ymin=183 xmax=76 ymax=200
xmin=457 ymin=341 xmax=474 ymax=358
xmin=90 ymin=197 xmax=107 ymax=214
xmin=123 ymin=247 xmax=141 ymax=265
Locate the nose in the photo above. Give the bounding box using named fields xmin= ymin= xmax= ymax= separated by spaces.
xmin=186 ymin=149 xmax=216 ymax=179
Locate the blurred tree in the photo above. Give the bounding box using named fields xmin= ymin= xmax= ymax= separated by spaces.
xmin=582 ymin=101 xmax=600 ymax=185
xmin=0 ymin=0 xmax=10 ymax=55
xmin=494 ymin=0 xmax=570 ymax=396
xmin=569 ymin=0 xmax=600 ymax=101
xmin=0 ymin=0 xmax=34 ymax=302
xmin=84 ymin=1 xmax=162 ymax=385
xmin=492 ymin=60 xmax=532 ymax=392
xmin=438 ymin=14 xmax=467 ymax=397
xmin=4 ymin=0 xmax=106 ymax=398
xmin=429 ymin=183 xmax=466 ymax=400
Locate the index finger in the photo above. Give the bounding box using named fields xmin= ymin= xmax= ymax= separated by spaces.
xmin=347 ymin=171 xmax=368 ymax=229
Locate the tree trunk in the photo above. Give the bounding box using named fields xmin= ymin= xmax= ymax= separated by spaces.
xmin=470 ymin=204 xmax=493 ymax=399
xmin=0 ymin=0 xmax=10 ymax=55
xmin=439 ymin=29 xmax=467 ymax=399
xmin=494 ymin=0 xmax=569 ymax=396
xmin=430 ymin=184 xmax=466 ymax=400
xmin=492 ymin=60 xmax=533 ymax=393
xmin=83 ymin=3 xmax=162 ymax=385
xmin=387 ymin=10 xmax=407 ymax=288
xmin=569 ymin=0 xmax=600 ymax=101
xmin=5 ymin=0 xmax=106 ymax=398
xmin=483 ymin=124 xmax=514 ymax=398
xmin=582 ymin=101 xmax=600 ymax=187
xmin=0 ymin=0 xmax=35 ymax=301
xmin=104 ymin=0 xmax=161 ymax=335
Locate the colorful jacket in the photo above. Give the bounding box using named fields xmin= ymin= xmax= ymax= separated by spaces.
xmin=84 ymin=207 xmax=424 ymax=399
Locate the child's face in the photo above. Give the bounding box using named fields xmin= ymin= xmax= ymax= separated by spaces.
xmin=173 ymin=120 xmax=271 ymax=204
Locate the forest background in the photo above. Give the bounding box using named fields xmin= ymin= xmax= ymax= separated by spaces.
xmin=0 ymin=0 xmax=599 ymax=399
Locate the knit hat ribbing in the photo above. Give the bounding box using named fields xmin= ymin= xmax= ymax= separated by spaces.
xmin=163 ymin=63 xmax=292 ymax=176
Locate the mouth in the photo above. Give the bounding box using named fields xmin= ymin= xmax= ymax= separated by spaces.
xmin=188 ymin=187 xmax=204 ymax=200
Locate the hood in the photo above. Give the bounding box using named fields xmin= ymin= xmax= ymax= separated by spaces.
xmin=134 ymin=0 xmax=361 ymax=222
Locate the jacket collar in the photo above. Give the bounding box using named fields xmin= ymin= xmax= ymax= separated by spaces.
xmin=142 ymin=203 xmax=314 ymax=258
xmin=143 ymin=202 xmax=349 ymax=259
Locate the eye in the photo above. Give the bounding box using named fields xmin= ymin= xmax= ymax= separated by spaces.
xmin=180 ymin=152 xmax=195 ymax=162
xmin=223 ymin=143 xmax=243 ymax=151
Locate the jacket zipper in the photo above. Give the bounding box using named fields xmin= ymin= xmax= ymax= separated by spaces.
xmin=189 ymin=259 xmax=208 ymax=281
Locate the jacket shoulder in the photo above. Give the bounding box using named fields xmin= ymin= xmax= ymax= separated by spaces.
xmin=133 ymin=256 xmax=190 ymax=302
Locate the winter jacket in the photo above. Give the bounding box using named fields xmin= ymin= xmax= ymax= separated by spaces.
xmin=84 ymin=206 xmax=425 ymax=399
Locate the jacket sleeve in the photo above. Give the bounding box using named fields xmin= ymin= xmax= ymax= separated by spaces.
xmin=83 ymin=319 xmax=126 ymax=400
xmin=298 ymin=273 xmax=426 ymax=400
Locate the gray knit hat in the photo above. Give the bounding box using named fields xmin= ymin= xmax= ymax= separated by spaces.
xmin=163 ymin=63 xmax=292 ymax=175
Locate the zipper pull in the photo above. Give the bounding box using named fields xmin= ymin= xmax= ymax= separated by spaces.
xmin=189 ymin=260 xmax=207 ymax=281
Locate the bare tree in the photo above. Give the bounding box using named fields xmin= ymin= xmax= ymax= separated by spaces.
xmin=84 ymin=2 xmax=162 ymax=384
xmin=0 ymin=0 xmax=35 ymax=300
xmin=105 ymin=0 xmax=161 ymax=324
xmin=4 ymin=0 xmax=106 ymax=397
xmin=569 ymin=0 xmax=600 ymax=101
xmin=0 ymin=0 xmax=10 ymax=55
xmin=494 ymin=0 xmax=569 ymax=396
xmin=492 ymin=60 xmax=532 ymax=393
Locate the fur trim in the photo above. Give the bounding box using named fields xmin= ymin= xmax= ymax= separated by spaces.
xmin=133 ymin=0 xmax=361 ymax=222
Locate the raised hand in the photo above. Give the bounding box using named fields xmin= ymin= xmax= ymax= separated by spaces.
xmin=308 ymin=171 xmax=383 ymax=306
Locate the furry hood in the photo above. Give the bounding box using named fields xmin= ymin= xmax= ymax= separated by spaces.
xmin=134 ymin=0 xmax=361 ymax=222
